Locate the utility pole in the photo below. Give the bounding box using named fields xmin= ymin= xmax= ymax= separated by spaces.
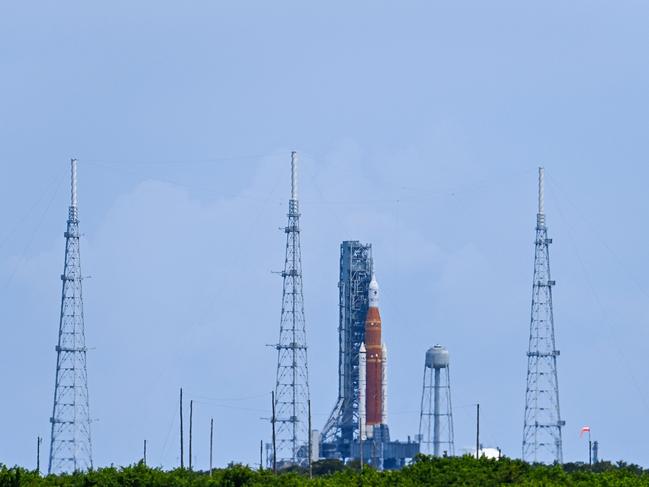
xmin=476 ymin=403 xmax=480 ymax=460
xmin=143 ymin=440 xmax=147 ymax=465
xmin=308 ymin=399 xmax=313 ymax=479
xmin=189 ymin=400 xmax=193 ymax=471
xmin=37 ymin=436 xmax=42 ymax=473
xmin=180 ymin=388 xmax=184 ymax=469
xmin=271 ymin=391 xmax=277 ymax=473
xmin=210 ymin=418 xmax=214 ymax=475
xmin=260 ymin=440 xmax=263 ymax=471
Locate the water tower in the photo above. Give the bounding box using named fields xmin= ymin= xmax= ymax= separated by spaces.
xmin=418 ymin=345 xmax=454 ymax=456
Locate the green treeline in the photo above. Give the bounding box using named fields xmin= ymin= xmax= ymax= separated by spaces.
xmin=2 ymin=455 xmax=649 ymax=486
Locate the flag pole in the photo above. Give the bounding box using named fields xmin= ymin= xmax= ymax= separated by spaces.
xmin=580 ymin=426 xmax=592 ymax=466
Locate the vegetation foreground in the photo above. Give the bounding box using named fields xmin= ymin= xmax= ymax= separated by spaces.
xmin=2 ymin=456 xmax=649 ymax=486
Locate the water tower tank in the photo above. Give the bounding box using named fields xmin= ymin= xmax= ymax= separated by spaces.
xmin=426 ymin=345 xmax=449 ymax=369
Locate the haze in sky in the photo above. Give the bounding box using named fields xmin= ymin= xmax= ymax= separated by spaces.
xmin=1 ymin=0 xmax=649 ymax=469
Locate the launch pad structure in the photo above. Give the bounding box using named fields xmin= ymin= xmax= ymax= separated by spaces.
xmin=320 ymin=241 xmax=419 ymax=469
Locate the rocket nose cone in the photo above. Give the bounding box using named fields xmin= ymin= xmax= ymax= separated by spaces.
xmin=369 ymin=274 xmax=379 ymax=292
xmin=369 ymin=272 xmax=379 ymax=306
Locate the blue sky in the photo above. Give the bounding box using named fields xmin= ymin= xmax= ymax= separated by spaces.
xmin=1 ymin=0 xmax=649 ymax=470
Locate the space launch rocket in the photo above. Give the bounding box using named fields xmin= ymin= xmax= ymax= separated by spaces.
xmin=359 ymin=271 xmax=387 ymax=439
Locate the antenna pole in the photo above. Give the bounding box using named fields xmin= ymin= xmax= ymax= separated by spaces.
xmin=180 ymin=388 xmax=184 ymax=469
xmin=291 ymin=151 xmax=298 ymax=201
xmin=537 ymin=166 xmax=546 ymax=228
xmin=538 ymin=167 xmax=544 ymax=215
xmin=71 ymin=158 xmax=78 ymax=208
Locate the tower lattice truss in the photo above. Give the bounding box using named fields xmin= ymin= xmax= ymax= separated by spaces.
xmin=273 ymin=152 xmax=311 ymax=466
xmin=49 ymin=159 xmax=93 ymax=474
xmin=522 ymin=167 xmax=564 ymax=464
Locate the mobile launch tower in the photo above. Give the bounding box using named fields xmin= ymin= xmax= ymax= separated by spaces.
xmin=321 ymin=241 xmax=373 ymax=458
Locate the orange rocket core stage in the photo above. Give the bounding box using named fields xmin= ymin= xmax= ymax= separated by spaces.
xmin=364 ymin=305 xmax=383 ymax=426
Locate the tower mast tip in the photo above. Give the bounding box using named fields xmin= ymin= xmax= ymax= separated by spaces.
xmin=538 ymin=166 xmax=544 ymax=216
xmin=71 ymin=158 xmax=78 ymax=208
xmin=291 ymin=151 xmax=298 ymax=201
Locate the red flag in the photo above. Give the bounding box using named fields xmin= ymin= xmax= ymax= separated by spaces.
xmin=579 ymin=426 xmax=590 ymax=438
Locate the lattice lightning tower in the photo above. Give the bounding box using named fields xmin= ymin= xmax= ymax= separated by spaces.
xmin=48 ymin=159 xmax=93 ymax=473
xmin=273 ymin=151 xmax=311 ymax=466
xmin=522 ymin=167 xmax=564 ymax=464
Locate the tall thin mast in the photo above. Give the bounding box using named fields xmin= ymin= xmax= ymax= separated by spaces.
xmin=273 ymin=151 xmax=311 ymax=466
xmin=522 ymin=167 xmax=564 ymax=463
xmin=48 ymin=159 xmax=93 ymax=473
xmin=538 ymin=168 xmax=544 ymax=213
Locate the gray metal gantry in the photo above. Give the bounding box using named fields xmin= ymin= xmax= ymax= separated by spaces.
xmin=273 ymin=151 xmax=311 ymax=467
xmin=321 ymin=241 xmax=372 ymax=459
xmin=48 ymin=159 xmax=93 ymax=474
xmin=522 ymin=167 xmax=564 ymax=464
